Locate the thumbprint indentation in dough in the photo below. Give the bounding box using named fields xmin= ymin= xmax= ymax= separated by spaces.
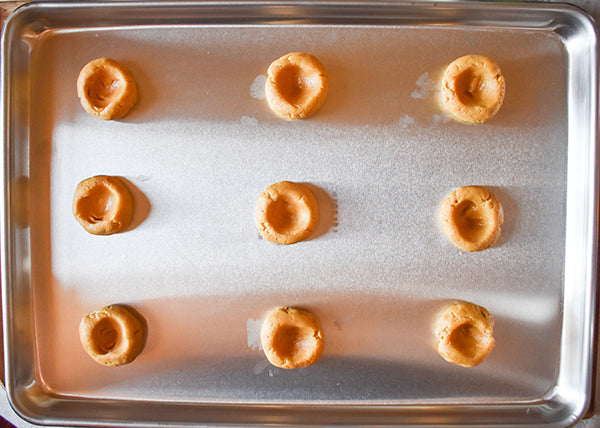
xmin=453 ymin=199 xmax=491 ymax=243
xmin=77 ymin=184 xmax=115 ymax=224
xmin=88 ymin=69 xmax=122 ymax=107
xmin=276 ymin=64 xmax=317 ymax=106
xmin=448 ymin=322 xmax=481 ymax=360
xmin=272 ymin=324 xmax=305 ymax=359
xmin=265 ymin=194 xmax=312 ymax=236
xmin=453 ymin=68 xmax=497 ymax=109
xmin=91 ymin=317 xmax=120 ymax=355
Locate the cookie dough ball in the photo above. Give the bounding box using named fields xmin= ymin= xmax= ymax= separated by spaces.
xmin=435 ymin=301 xmax=495 ymax=368
xmin=261 ymin=307 xmax=324 ymax=369
xmin=265 ymin=52 xmax=329 ymax=119
xmin=79 ymin=305 xmax=145 ymax=366
xmin=441 ymin=55 xmax=505 ymax=123
xmin=73 ymin=175 xmax=133 ymax=235
xmin=77 ymin=58 xmax=137 ymax=120
xmin=439 ymin=186 xmax=504 ymax=252
xmin=255 ymin=181 xmax=319 ymax=245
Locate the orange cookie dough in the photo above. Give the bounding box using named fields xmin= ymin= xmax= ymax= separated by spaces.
xmin=265 ymin=52 xmax=329 ymax=119
xmin=79 ymin=305 xmax=145 ymax=367
xmin=439 ymin=186 xmax=504 ymax=252
xmin=435 ymin=301 xmax=495 ymax=368
xmin=441 ymin=55 xmax=505 ymax=123
xmin=255 ymin=181 xmax=319 ymax=245
xmin=77 ymin=58 xmax=137 ymax=120
xmin=73 ymin=175 xmax=133 ymax=235
xmin=261 ymin=307 xmax=324 ymax=369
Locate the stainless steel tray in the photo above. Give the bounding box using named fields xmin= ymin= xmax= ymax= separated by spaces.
xmin=1 ymin=1 xmax=597 ymax=426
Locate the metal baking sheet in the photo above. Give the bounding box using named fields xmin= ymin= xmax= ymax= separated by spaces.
xmin=1 ymin=1 xmax=597 ymax=426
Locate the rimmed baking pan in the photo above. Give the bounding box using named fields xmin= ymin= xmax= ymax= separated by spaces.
xmin=1 ymin=1 xmax=597 ymax=426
